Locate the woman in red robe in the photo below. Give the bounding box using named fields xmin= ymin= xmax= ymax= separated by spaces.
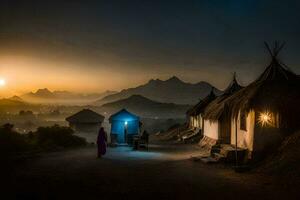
xmin=97 ymin=127 xmax=107 ymax=158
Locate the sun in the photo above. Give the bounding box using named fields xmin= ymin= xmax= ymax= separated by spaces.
xmin=0 ymin=79 xmax=6 ymax=86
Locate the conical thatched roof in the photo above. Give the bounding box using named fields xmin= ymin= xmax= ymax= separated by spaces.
xmin=186 ymin=89 xmax=217 ymax=116
xmin=66 ymin=109 xmax=104 ymax=123
xmin=227 ymin=42 xmax=300 ymax=128
xmin=203 ymin=73 xmax=243 ymax=120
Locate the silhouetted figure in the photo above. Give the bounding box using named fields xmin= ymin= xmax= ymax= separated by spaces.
xmin=97 ymin=127 xmax=107 ymax=158
xmin=142 ymin=130 xmax=149 ymax=141
xmin=141 ymin=130 xmax=149 ymax=150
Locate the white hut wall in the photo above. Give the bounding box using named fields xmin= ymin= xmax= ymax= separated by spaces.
xmin=190 ymin=115 xmax=202 ymax=129
xmin=203 ymin=119 xmax=219 ymax=140
xmin=230 ymin=110 xmax=255 ymax=152
xmin=188 ymin=116 xmax=193 ymax=127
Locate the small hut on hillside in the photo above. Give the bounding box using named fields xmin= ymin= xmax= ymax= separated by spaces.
xmin=225 ymin=42 xmax=300 ymax=158
xmin=202 ymin=73 xmax=243 ymax=145
xmin=186 ymin=89 xmax=217 ymax=130
xmin=109 ymin=109 xmax=140 ymax=145
xmin=66 ymin=109 xmax=104 ymax=142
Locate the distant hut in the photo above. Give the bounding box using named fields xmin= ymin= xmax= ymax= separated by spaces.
xmin=66 ymin=109 xmax=104 ymax=142
xmin=225 ymin=42 xmax=300 ymax=158
xmin=109 ymin=109 xmax=140 ymax=144
xmin=186 ymin=89 xmax=217 ymax=130
xmin=202 ymin=73 xmax=243 ymax=145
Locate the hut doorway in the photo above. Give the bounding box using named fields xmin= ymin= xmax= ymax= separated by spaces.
xmin=219 ymin=115 xmax=231 ymax=144
xmin=124 ymin=126 xmax=128 ymax=144
xmin=114 ymin=122 xmax=128 ymax=144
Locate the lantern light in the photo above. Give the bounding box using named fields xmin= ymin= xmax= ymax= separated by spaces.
xmin=124 ymin=121 xmax=128 ymax=126
xmin=258 ymin=111 xmax=272 ymax=126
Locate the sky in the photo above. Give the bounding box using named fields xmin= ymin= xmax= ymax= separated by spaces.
xmin=0 ymin=0 xmax=299 ymax=97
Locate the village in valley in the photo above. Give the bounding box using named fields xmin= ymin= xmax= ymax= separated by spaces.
xmin=65 ymin=42 xmax=300 ymax=165
xmin=2 ymin=41 xmax=299 ymax=199
xmin=1 ymin=1 xmax=300 ymax=200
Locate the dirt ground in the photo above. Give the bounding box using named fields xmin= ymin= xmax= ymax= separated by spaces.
xmin=3 ymin=144 xmax=299 ymax=200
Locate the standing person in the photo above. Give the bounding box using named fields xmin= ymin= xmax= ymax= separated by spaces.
xmin=97 ymin=127 xmax=107 ymax=158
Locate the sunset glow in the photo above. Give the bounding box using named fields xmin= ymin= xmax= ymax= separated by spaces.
xmin=0 ymin=79 xmax=6 ymax=86
xmin=0 ymin=1 xmax=298 ymax=99
xmin=0 ymin=54 xmax=150 ymax=97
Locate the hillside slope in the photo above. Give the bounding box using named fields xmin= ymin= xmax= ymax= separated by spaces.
xmin=100 ymin=95 xmax=190 ymax=118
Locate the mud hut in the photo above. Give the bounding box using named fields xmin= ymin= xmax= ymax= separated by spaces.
xmin=109 ymin=109 xmax=140 ymax=145
xmin=66 ymin=109 xmax=104 ymax=142
xmin=226 ymin=42 xmax=300 ymax=158
xmin=186 ymin=89 xmax=216 ymax=130
xmin=202 ymin=73 xmax=243 ymax=144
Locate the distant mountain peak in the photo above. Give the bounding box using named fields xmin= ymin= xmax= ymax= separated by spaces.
xmin=35 ymin=88 xmax=53 ymax=95
xmin=148 ymin=78 xmax=162 ymax=84
xmin=166 ymin=76 xmax=181 ymax=82
xmin=8 ymin=95 xmax=23 ymax=102
xmin=115 ymin=95 xmax=155 ymax=104
xmin=126 ymin=94 xmax=152 ymax=101
xmin=100 ymin=94 xmax=190 ymax=118
xmin=102 ymin=94 xmax=156 ymax=107
xmin=162 ymin=76 xmax=184 ymax=84
xmin=128 ymin=94 xmax=145 ymax=99
xmin=36 ymin=88 xmax=51 ymax=92
xmin=148 ymin=76 xmax=182 ymax=84
xmin=21 ymin=88 xmax=118 ymax=105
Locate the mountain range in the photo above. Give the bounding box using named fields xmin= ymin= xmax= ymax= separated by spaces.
xmin=21 ymin=89 xmax=117 ymax=105
xmin=100 ymin=94 xmax=190 ymax=118
xmin=96 ymin=76 xmax=221 ymax=105
xmin=11 ymin=76 xmax=221 ymax=106
xmin=8 ymin=95 xmax=24 ymax=102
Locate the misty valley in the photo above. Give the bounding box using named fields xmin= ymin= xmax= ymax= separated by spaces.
xmin=0 ymin=77 xmax=203 ymax=136
xmin=1 ymin=1 xmax=300 ymax=199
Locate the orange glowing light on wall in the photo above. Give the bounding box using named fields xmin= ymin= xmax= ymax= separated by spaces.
xmin=258 ymin=111 xmax=272 ymax=126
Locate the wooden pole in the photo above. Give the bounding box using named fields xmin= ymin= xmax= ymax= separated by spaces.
xmin=235 ymin=118 xmax=238 ymax=167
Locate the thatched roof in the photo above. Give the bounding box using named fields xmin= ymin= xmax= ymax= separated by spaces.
xmin=66 ymin=109 xmax=104 ymax=123
xmin=186 ymin=89 xmax=217 ymax=116
xmin=227 ymin=42 xmax=300 ymax=123
xmin=203 ymin=73 xmax=243 ymax=120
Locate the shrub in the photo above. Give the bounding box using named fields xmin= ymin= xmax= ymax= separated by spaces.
xmin=0 ymin=124 xmax=87 ymax=158
xmin=34 ymin=124 xmax=87 ymax=149
xmin=0 ymin=123 xmax=30 ymax=155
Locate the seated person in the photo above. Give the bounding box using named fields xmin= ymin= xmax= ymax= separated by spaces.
xmin=141 ymin=130 xmax=149 ymax=142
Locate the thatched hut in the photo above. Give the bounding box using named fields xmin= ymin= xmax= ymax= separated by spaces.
xmin=202 ymin=73 xmax=243 ymax=144
xmin=186 ymin=89 xmax=216 ymax=130
xmin=225 ymin=42 xmax=300 ymax=157
xmin=66 ymin=109 xmax=104 ymax=143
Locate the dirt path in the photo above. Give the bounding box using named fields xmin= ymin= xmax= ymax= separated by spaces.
xmin=5 ymin=144 xmax=299 ymax=200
